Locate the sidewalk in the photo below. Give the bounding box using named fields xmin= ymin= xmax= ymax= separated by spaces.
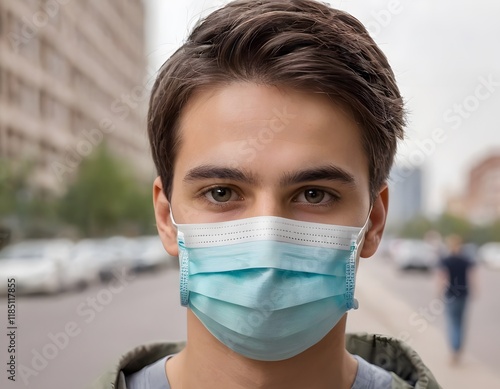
xmin=347 ymin=267 xmax=500 ymax=389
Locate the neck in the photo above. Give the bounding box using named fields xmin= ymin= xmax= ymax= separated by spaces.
xmin=167 ymin=310 xmax=357 ymax=389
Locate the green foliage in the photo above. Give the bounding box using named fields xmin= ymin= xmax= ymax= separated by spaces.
xmin=0 ymin=159 xmax=32 ymax=216
xmin=397 ymin=212 xmax=499 ymax=245
xmin=466 ymin=220 xmax=500 ymax=245
xmin=397 ymin=214 xmax=433 ymax=239
xmin=0 ymin=159 xmax=59 ymax=239
xmin=0 ymin=147 xmax=156 ymax=240
xmin=433 ymin=213 xmax=472 ymax=238
xmin=58 ymin=145 xmax=155 ymax=237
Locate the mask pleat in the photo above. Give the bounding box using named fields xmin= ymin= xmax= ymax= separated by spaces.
xmin=189 ymin=269 xmax=346 ymax=308
xmin=190 ymin=293 xmax=346 ymax=337
xmin=188 ymin=241 xmax=349 ymax=276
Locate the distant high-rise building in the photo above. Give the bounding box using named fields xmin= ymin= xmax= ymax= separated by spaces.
xmin=447 ymin=153 xmax=500 ymax=224
xmin=0 ymin=0 xmax=152 ymax=193
xmin=386 ymin=166 xmax=424 ymax=227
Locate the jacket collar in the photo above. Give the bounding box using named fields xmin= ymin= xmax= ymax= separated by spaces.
xmin=91 ymin=333 xmax=441 ymax=388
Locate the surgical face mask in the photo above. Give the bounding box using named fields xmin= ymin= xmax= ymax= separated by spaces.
xmin=171 ymin=212 xmax=370 ymax=361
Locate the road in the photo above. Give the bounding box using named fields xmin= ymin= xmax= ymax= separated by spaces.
xmin=359 ymin=254 xmax=500 ymax=372
xmin=0 ymin=269 xmax=186 ymax=389
xmin=0 ymin=259 xmax=498 ymax=388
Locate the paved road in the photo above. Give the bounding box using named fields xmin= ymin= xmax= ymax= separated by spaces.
xmin=359 ymin=254 xmax=500 ymax=372
xmin=0 ymin=259 xmax=498 ymax=388
xmin=0 ymin=269 xmax=186 ymax=389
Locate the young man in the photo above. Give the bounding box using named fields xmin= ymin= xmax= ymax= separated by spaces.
xmin=93 ymin=0 xmax=441 ymax=388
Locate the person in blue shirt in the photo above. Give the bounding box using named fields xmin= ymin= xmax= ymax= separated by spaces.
xmin=438 ymin=234 xmax=477 ymax=365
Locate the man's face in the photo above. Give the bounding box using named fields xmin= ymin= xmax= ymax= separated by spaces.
xmin=154 ymin=82 xmax=387 ymax=257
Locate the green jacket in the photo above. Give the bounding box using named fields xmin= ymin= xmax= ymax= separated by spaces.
xmin=91 ymin=333 xmax=441 ymax=389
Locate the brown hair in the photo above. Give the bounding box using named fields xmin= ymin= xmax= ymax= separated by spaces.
xmin=148 ymin=0 xmax=405 ymax=202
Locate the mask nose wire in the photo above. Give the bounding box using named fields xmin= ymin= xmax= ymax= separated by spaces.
xmin=170 ymin=205 xmax=372 ymax=236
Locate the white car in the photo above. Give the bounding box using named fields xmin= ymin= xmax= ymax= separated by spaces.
xmin=0 ymin=239 xmax=73 ymax=295
xmin=130 ymin=235 xmax=175 ymax=272
xmin=94 ymin=236 xmax=137 ymax=282
xmin=478 ymin=242 xmax=500 ymax=269
xmin=64 ymin=239 xmax=105 ymax=289
xmin=389 ymin=239 xmax=439 ymax=271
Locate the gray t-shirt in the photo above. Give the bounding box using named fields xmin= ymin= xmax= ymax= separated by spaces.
xmin=125 ymin=355 xmax=173 ymax=389
xmin=126 ymin=354 xmax=392 ymax=389
xmin=351 ymin=355 xmax=393 ymax=389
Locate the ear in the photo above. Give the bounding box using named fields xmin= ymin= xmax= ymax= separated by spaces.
xmin=153 ymin=176 xmax=179 ymax=256
xmin=359 ymin=184 xmax=389 ymax=258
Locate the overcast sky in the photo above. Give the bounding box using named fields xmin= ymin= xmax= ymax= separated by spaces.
xmin=144 ymin=0 xmax=500 ymax=216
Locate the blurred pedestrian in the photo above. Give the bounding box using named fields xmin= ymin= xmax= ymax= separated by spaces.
xmin=437 ymin=234 xmax=477 ymax=364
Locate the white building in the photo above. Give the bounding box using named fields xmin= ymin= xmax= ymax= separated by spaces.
xmin=0 ymin=0 xmax=153 ymax=193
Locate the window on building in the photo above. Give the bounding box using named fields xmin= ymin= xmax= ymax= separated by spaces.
xmin=7 ymin=75 xmax=20 ymax=105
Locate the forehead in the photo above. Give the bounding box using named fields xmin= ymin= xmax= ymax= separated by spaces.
xmin=175 ymin=82 xmax=368 ymax=184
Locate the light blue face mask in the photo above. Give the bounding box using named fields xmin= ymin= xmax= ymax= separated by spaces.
xmin=171 ymin=212 xmax=370 ymax=361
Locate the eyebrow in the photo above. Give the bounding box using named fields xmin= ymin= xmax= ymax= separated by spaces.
xmin=184 ymin=164 xmax=355 ymax=187
xmin=184 ymin=165 xmax=257 ymax=184
xmin=280 ymin=165 xmax=355 ymax=187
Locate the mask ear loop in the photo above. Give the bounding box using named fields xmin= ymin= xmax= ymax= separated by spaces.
xmin=346 ymin=207 xmax=373 ymax=310
xmin=169 ymin=208 xmax=178 ymax=226
xmin=170 ymin=207 xmax=190 ymax=306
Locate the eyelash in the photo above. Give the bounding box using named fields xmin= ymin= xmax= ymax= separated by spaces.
xmin=196 ymin=185 xmax=242 ymax=209
xmin=197 ymin=186 xmax=341 ymax=208
xmin=293 ymin=188 xmax=341 ymax=208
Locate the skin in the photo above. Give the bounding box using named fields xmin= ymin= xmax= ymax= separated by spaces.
xmin=153 ymin=82 xmax=389 ymax=389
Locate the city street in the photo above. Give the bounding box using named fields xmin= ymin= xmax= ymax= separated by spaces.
xmin=357 ymin=255 xmax=500 ymax=371
xmin=0 ymin=269 xmax=187 ymax=388
xmin=0 ymin=258 xmax=498 ymax=388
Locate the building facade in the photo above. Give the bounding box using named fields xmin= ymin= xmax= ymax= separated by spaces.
xmin=386 ymin=166 xmax=424 ymax=228
xmin=0 ymin=0 xmax=152 ymax=193
xmin=447 ymin=153 xmax=500 ymax=224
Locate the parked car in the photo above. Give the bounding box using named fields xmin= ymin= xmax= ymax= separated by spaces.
xmin=0 ymin=239 xmax=73 ymax=295
xmin=388 ymin=238 xmax=439 ymax=271
xmin=130 ymin=235 xmax=175 ymax=272
xmin=478 ymin=242 xmax=500 ymax=269
xmin=94 ymin=236 xmax=137 ymax=282
xmin=64 ymin=239 xmax=106 ymax=289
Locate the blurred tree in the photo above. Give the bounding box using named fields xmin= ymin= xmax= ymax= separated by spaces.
xmin=397 ymin=214 xmax=433 ymax=239
xmin=0 ymin=159 xmax=63 ymax=239
xmin=58 ymin=145 xmax=155 ymax=237
xmin=434 ymin=213 xmax=472 ymax=238
xmin=0 ymin=158 xmax=28 ymax=216
xmin=397 ymin=212 xmax=500 ymax=246
xmin=468 ymin=219 xmax=500 ymax=245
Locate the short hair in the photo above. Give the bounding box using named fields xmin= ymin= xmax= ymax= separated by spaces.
xmin=148 ymin=0 xmax=405 ymax=202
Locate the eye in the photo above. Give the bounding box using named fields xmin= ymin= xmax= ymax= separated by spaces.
xmin=303 ymin=189 xmax=325 ymax=204
xmin=204 ymin=187 xmax=240 ymax=203
xmin=294 ymin=188 xmax=337 ymax=205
